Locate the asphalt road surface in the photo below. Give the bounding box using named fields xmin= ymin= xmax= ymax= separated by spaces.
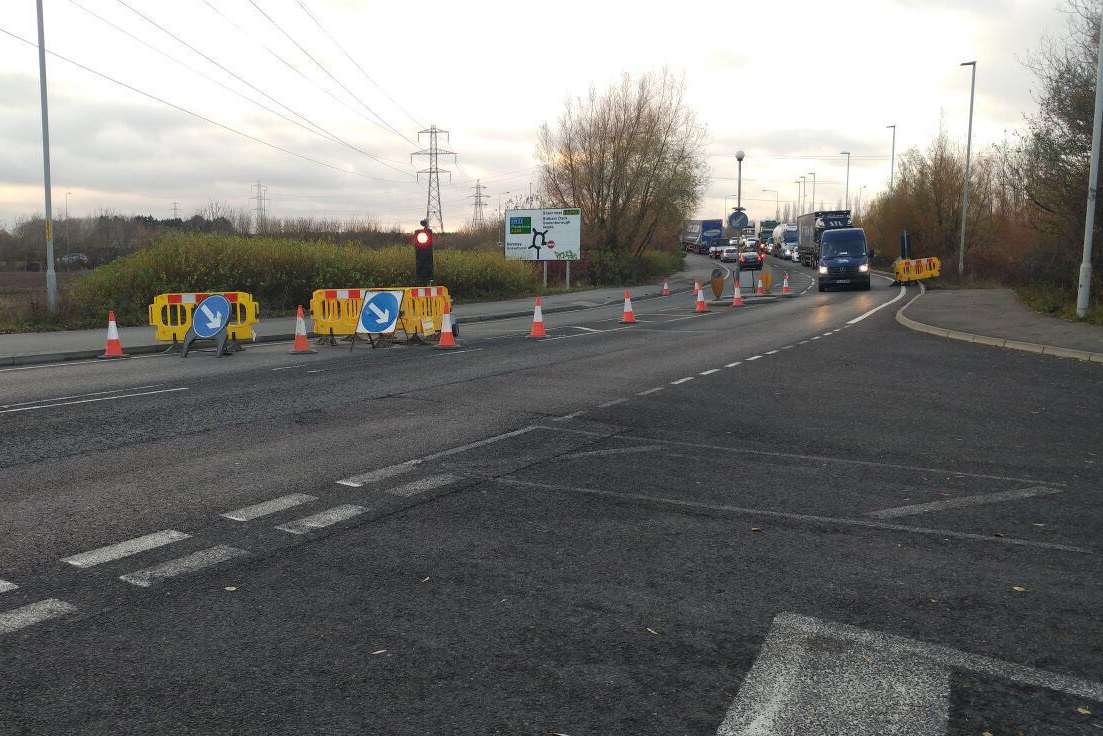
xmin=1 ymin=255 xmax=1101 ymax=735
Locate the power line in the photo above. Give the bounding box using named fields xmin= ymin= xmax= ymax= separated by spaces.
xmin=247 ymin=0 xmax=416 ymax=148
xmin=0 ymin=26 xmax=413 ymax=184
xmin=293 ymin=0 xmax=424 ymax=130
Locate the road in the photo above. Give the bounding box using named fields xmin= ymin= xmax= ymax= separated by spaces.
xmin=1 ymin=254 xmax=1101 ymax=735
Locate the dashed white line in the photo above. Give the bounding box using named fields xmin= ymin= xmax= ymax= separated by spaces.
xmin=553 ymin=410 xmax=587 ymax=421
xmin=0 ymin=387 xmax=188 ymax=415
xmin=0 ymin=599 xmax=77 ymax=635
xmin=700 ymin=369 xmax=721 ymax=376
xmin=430 ymin=348 xmax=484 ymax=357
xmin=846 ymin=284 xmax=907 ymax=324
xmin=119 ymin=545 xmax=249 ymax=587
xmin=637 ymin=387 xmax=665 ymax=396
xmin=725 ymin=362 xmax=743 ymax=368
xmin=671 ymin=377 xmax=695 ymax=385
xmin=221 ymin=493 xmax=319 ymax=522
xmin=746 ymin=355 xmax=763 ymax=361
xmin=866 ymin=485 xmax=1064 ymax=519
xmin=765 ymin=350 xmax=779 ymax=355
xmin=0 ymin=384 xmax=166 ymax=410
xmin=780 ymin=345 xmax=794 ymax=350
xmin=564 ymin=445 xmax=665 ymax=459
xmin=811 ymin=336 xmax=821 ymax=341
xmin=62 ymin=530 xmax=192 ymax=568
xmin=276 ymin=505 xmax=366 ymax=535
xmin=822 ymin=332 xmax=833 ymax=336
xmin=569 ymin=325 xmax=603 ymax=333
xmin=0 ymin=580 xmax=18 ymax=594
xmin=386 ymin=474 xmax=460 ymax=498
xmin=337 ymin=462 xmax=417 ymax=487
xmin=597 ymin=398 xmax=629 ymax=408
xmin=271 ymin=364 xmax=308 ymax=372
xmin=306 ymin=369 xmax=329 ymax=374
xmin=798 ymin=340 xmax=810 ymax=345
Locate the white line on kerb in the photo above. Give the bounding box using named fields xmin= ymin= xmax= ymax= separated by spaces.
xmin=276 ymin=505 xmax=366 ymax=535
xmin=62 ymin=530 xmax=192 ymax=568
xmin=0 ymin=599 xmax=77 ymax=635
xmin=0 ymin=579 xmax=18 ymax=594
xmin=0 ymin=387 xmax=188 ymax=415
xmin=847 ymin=284 xmax=907 ymax=325
xmin=597 ymin=398 xmax=629 ymax=408
xmin=637 ymin=387 xmax=665 ymax=396
xmin=119 ymin=545 xmax=249 ymax=587
xmin=867 ymin=485 xmax=1064 ymax=519
xmin=386 ymin=474 xmax=459 ymax=498
xmin=700 ymin=369 xmax=721 ymax=376
xmin=221 ymin=493 xmax=318 ymax=522
xmin=725 ymin=362 xmax=743 ymax=368
xmin=671 ymin=377 xmax=695 ymax=385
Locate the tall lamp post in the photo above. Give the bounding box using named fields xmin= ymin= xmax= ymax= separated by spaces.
xmin=856 ymin=185 xmax=867 ymax=219
xmin=840 ymin=152 xmax=851 ymax=210
xmin=35 ymin=0 xmax=58 ymax=312
xmin=793 ymin=181 xmax=801 ymax=219
xmin=959 ymin=61 xmax=977 ymax=277
xmin=807 ymin=171 xmax=817 ymax=212
xmin=798 ymin=176 xmax=807 ymax=215
xmin=1077 ymin=8 xmax=1103 ymax=317
xmin=735 ymin=150 xmax=746 ymax=211
xmin=761 ymin=189 xmax=779 ymax=220
xmin=887 ymin=124 xmax=897 ymax=191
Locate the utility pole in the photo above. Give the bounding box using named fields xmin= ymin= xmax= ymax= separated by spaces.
xmin=1077 ymin=10 xmax=1103 ymax=318
xmin=794 ymin=180 xmax=801 ymax=218
xmin=762 ymin=189 xmax=779 ymax=220
xmin=35 ymin=0 xmax=57 ymax=312
xmin=959 ymin=61 xmax=977 ymax=277
xmin=172 ymin=201 xmax=179 ymax=220
xmin=887 ymin=124 xmax=897 ymax=191
xmin=807 ymin=171 xmax=817 ymax=213
xmin=840 ymin=151 xmax=851 ymax=209
xmin=470 ymin=179 xmax=489 ymax=228
xmin=799 ymin=176 xmax=807 ymax=215
xmin=252 ymin=181 xmax=266 ymax=234
xmin=412 ymin=124 xmax=456 ymax=232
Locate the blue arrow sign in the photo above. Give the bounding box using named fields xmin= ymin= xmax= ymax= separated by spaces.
xmin=357 ymin=290 xmax=403 ymax=334
xmin=192 ymin=294 xmax=232 ymax=339
xmin=728 ymin=210 xmax=749 ymax=230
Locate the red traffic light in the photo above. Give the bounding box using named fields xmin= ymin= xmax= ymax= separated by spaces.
xmin=414 ymin=228 xmax=432 ymax=249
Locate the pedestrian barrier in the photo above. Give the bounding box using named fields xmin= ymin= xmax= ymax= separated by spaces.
xmin=148 ymin=292 xmax=259 ymax=344
xmin=894 ymin=257 xmax=941 ymax=283
xmin=309 ymin=286 xmax=453 ymax=344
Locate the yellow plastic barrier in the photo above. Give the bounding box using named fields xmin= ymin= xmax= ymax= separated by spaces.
xmin=310 ymin=287 xmax=453 ymax=340
xmin=148 ymin=292 xmax=260 ymax=342
xmin=894 ymin=257 xmax=942 ymax=283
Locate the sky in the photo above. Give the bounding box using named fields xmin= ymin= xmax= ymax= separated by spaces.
xmin=0 ymin=0 xmax=1075 ymax=232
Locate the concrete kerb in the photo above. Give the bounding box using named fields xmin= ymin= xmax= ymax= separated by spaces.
xmin=895 ymin=283 xmax=1103 ymax=363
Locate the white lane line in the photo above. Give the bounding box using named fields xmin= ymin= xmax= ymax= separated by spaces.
xmin=725 ymin=361 xmax=742 ymax=368
xmin=700 ymin=369 xmax=721 ymax=376
xmin=119 ymin=545 xmax=249 ymax=587
xmin=497 ymin=479 xmax=1090 ymax=554
xmin=0 ymin=387 xmax=188 ymax=415
xmin=670 ymin=377 xmax=695 ymax=385
xmin=597 ymin=398 xmax=629 ymax=408
xmin=553 ymin=410 xmax=587 ymax=421
xmin=637 ymin=387 xmax=665 ymax=396
xmin=386 ymin=474 xmax=460 ymax=498
xmin=336 ymin=426 xmax=540 ymax=487
xmin=62 ymin=530 xmax=192 ymax=568
xmin=276 ymin=505 xmax=366 ymax=535
xmin=569 ymin=325 xmax=603 ymax=333
xmin=0 ymin=599 xmax=77 ymax=635
xmin=746 ymin=355 xmax=763 ymax=361
xmin=847 ymin=284 xmax=907 ymax=324
xmin=798 ymin=340 xmax=810 ymax=345
xmin=780 ymin=345 xmax=794 ymax=350
xmin=271 ymin=364 xmax=308 ymax=372
xmin=564 ymin=445 xmax=665 ymax=459
xmin=811 ymin=336 xmax=821 ymax=340
xmin=0 ymin=384 xmax=166 ymax=410
xmin=0 ymin=580 xmax=18 ymax=594
xmin=866 ymin=485 xmax=1065 ymax=520
xmin=431 ymin=348 xmax=484 ymax=357
xmin=221 ymin=493 xmax=318 ymax=522
xmin=765 ymin=350 xmax=779 ymax=355
xmin=822 ymin=332 xmax=833 ymax=336
xmin=306 ymin=369 xmax=329 ymax=374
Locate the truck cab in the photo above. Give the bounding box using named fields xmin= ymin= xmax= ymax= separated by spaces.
xmin=816 ymin=228 xmax=872 ymax=291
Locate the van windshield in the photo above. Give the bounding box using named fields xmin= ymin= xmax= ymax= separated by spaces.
xmin=821 ymin=231 xmax=867 ymax=258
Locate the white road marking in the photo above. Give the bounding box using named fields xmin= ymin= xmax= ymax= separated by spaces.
xmin=0 ymin=387 xmax=188 ymax=415
xmin=0 ymin=599 xmax=77 ymax=635
xmin=306 ymin=369 xmax=328 ymax=374
xmin=597 ymin=398 xmax=629 ymax=408
xmin=746 ymin=355 xmax=762 ymax=361
xmin=846 ymin=284 xmax=907 ymax=324
xmin=798 ymin=340 xmax=810 ymax=344
xmin=497 ymin=478 xmax=1089 ymax=553
xmin=276 ymin=505 xmax=366 ymax=535
xmin=764 ymin=350 xmax=779 ymax=355
xmin=725 ymin=362 xmax=742 ymax=368
xmin=671 ymin=377 xmax=695 ymax=385
xmin=553 ymin=410 xmax=587 ymax=421
xmin=270 ymin=364 xmax=308 ymax=371
xmin=822 ymin=332 xmax=833 ymax=336
xmin=430 ymin=348 xmax=484 ymax=357
xmin=569 ymin=325 xmax=603 ymax=333
xmin=221 ymin=493 xmax=319 ymax=522
xmin=62 ymin=530 xmax=192 ymax=568
xmin=0 ymin=580 xmax=18 ymax=594
xmin=564 ymin=445 xmax=664 ymax=459
xmin=336 ymin=426 xmax=540 ymax=487
xmin=385 ymin=474 xmax=459 ymax=497
xmin=866 ymin=485 xmax=1064 ymax=519
xmin=700 ymin=369 xmax=721 ymax=376
xmin=119 ymin=545 xmax=249 ymax=587
xmin=0 ymin=384 xmax=165 ymax=410
xmin=811 ymin=336 xmax=821 ymax=340
xmin=637 ymin=387 xmax=665 ymax=396
xmin=780 ymin=345 xmax=793 ymax=350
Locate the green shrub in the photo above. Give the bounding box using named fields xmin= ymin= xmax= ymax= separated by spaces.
xmin=584 ymin=249 xmax=684 ymax=286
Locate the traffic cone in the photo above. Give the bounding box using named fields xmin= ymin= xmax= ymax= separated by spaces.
xmin=730 ymin=281 xmax=744 ymax=307
xmin=661 ymin=279 xmax=671 ymax=297
xmin=528 ymin=296 xmax=547 ymax=338
xmin=756 ymin=278 xmax=766 ymax=296
xmin=695 ymin=286 xmax=709 ymax=313
xmin=782 ymin=273 xmax=792 ymax=296
xmin=437 ymin=307 xmax=459 ymax=349
xmin=619 ymin=289 xmax=637 ymax=324
xmin=99 ymin=311 xmax=127 ymax=359
xmin=289 ymin=305 xmax=316 ymax=354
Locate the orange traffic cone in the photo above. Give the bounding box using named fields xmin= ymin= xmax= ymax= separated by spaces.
xmin=782 ymin=273 xmax=792 ymax=296
xmin=756 ymin=278 xmax=766 ymax=296
xmin=528 ymin=296 xmax=547 ymax=338
xmin=661 ymin=279 xmax=671 ymax=297
xmin=620 ymin=289 xmax=637 ymax=324
xmin=695 ymin=286 xmax=709 ymax=313
xmin=730 ymin=281 xmax=744 ymax=307
xmin=437 ymin=307 xmax=459 ymax=349
xmin=98 ymin=311 xmax=127 ymax=359
xmin=289 ymin=305 xmax=317 ymax=354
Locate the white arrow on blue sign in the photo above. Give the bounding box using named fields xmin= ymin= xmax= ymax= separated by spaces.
xmin=192 ymin=294 xmax=232 ymax=339
xmin=357 ymin=290 xmax=404 ymax=334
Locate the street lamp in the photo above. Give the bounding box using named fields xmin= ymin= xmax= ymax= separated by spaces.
xmin=65 ymin=191 xmax=71 ymax=257
xmin=735 ymin=150 xmax=746 ymax=211
xmin=798 ymin=176 xmax=807 ymax=215
xmin=793 ymin=181 xmax=801 ymax=220
xmin=887 ymin=124 xmax=897 ymax=191
xmin=35 ymin=0 xmax=57 ymax=312
xmin=1077 ymin=7 xmax=1103 ymax=317
xmin=856 ymin=185 xmax=867 ymax=218
xmin=761 ymin=189 xmax=779 ymax=220
xmin=959 ymin=61 xmax=977 ymax=277
xmin=807 ymin=171 xmax=817 ymax=212
xmin=840 ymin=152 xmax=851 ymax=210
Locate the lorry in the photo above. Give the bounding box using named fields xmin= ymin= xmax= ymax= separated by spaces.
xmin=796 ymin=210 xmax=852 ymax=267
xmin=681 ymin=219 xmax=725 ymax=254
xmin=757 ymin=219 xmax=779 ymax=247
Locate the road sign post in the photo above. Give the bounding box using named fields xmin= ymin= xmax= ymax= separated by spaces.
xmin=182 ymin=294 xmax=233 ymax=358
xmin=350 ymin=290 xmax=404 ymax=350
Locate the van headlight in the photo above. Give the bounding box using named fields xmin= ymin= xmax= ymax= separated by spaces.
xmin=818 ymin=265 xmax=828 ymax=275
xmin=859 ymin=264 xmax=869 ymax=272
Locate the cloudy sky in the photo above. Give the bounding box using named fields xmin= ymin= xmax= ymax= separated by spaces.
xmin=0 ymin=0 xmax=1072 ymax=231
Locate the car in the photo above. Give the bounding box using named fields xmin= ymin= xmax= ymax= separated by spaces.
xmin=817 ymin=227 xmax=873 ymax=291
xmin=737 ymin=246 xmax=764 ymax=271
xmin=720 ymin=246 xmax=740 ymax=263
xmin=709 ymin=244 xmax=724 ymax=259
xmin=791 ymin=245 xmax=800 ymax=263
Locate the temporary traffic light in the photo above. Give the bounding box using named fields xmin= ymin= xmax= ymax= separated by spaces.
xmin=413 ymin=220 xmax=434 ymax=284
xmin=414 ymin=228 xmax=433 ymax=249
